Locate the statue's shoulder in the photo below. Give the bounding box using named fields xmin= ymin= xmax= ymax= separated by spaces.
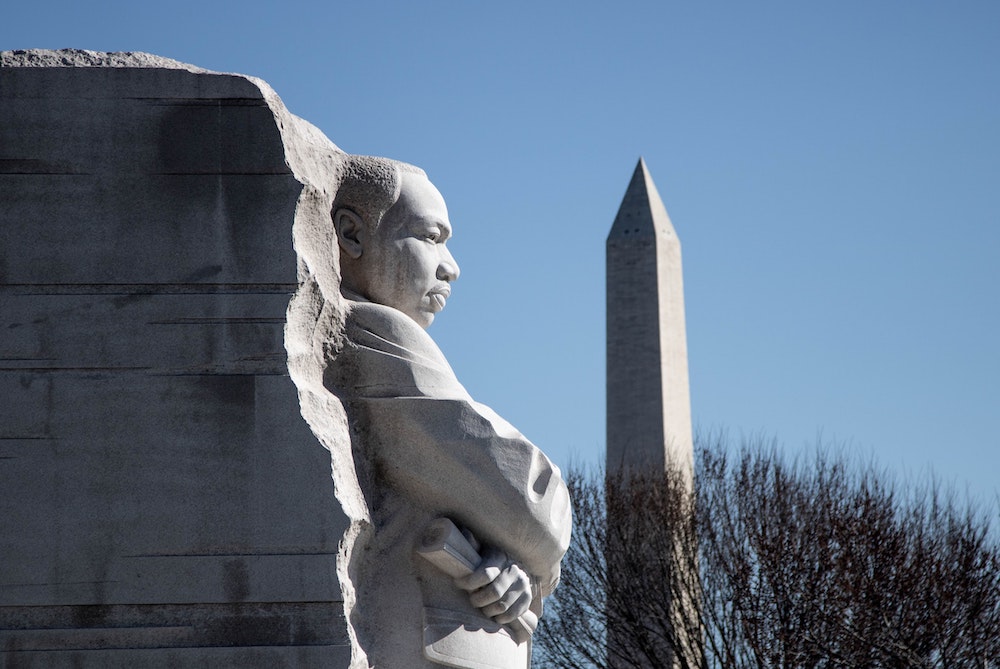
xmin=328 ymin=299 xmax=467 ymax=400
xmin=344 ymin=300 xmax=448 ymax=363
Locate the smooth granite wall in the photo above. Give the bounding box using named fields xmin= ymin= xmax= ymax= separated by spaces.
xmin=0 ymin=50 xmax=350 ymax=667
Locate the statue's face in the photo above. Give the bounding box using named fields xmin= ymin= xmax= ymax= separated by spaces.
xmin=360 ymin=173 xmax=460 ymax=328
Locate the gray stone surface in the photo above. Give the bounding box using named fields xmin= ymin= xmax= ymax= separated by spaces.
xmin=606 ymin=158 xmax=693 ymax=473
xmin=0 ymin=48 xmax=210 ymax=69
xmin=1 ymin=50 xmax=349 ymax=666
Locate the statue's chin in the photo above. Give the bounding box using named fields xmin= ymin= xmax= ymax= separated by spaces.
xmin=412 ymin=311 xmax=434 ymax=330
xmin=385 ymin=302 xmax=435 ymax=330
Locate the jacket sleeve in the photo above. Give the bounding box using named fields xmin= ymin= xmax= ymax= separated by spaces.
xmin=325 ymin=301 xmax=571 ymax=589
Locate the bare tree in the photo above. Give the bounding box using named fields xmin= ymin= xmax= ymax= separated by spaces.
xmin=534 ymin=436 xmax=1000 ymax=669
xmin=534 ymin=462 xmax=703 ymax=669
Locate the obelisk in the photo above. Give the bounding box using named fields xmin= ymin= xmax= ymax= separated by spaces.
xmin=606 ymin=158 xmax=692 ymax=474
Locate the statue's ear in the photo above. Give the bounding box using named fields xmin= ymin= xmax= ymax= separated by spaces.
xmin=334 ymin=208 xmax=365 ymax=259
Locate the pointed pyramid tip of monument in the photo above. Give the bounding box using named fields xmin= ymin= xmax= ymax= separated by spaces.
xmin=631 ymin=156 xmax=648 ymax=180
xmin=608 ymin=156 xmax=675 ymax=241
xmin=634 ymin=156 xmax=655 ymax=188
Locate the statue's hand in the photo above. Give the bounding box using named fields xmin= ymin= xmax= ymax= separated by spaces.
xmin=455 ymin=546 xmax=536 ymax=629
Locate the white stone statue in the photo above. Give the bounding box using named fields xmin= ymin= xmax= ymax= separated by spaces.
xmin=286 ymin=155 xmax=571 ymax=668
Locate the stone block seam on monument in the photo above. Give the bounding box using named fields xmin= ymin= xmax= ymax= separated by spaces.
xmin=1 ymin=49 xmax=351 ymax=664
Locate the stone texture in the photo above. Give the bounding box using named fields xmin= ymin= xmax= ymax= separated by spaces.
xmin=606 ymin=158 xmax=693 ymax=473
xmin=0 ymin=50 xmax=349 ymax=666
xmin=0 ymin=48 xmax=210 ymax=69
xmin=287 ymin=156 xmax=571 ymax=668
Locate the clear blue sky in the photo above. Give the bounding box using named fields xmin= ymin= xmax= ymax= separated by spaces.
xmin=5 ymin=2 xmax=998 ymax=502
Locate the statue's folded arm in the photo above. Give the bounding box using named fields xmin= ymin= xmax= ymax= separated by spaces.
xmin=352 ymin=395 xmax=571 ymax=590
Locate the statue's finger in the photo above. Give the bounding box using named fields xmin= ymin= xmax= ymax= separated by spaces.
xmin=492 ymin=591 xmax=533 ymax=624
xmin=455 ymin=548 xmax=506 ymax=592
xmin=469 ymin=567 xmax=517 ymax=608
xmin=455 ymin=564 xmax=501 ymax=592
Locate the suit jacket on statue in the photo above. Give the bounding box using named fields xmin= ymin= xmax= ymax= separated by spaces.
xmin=324 ymin=299 xmax=571 ymax=669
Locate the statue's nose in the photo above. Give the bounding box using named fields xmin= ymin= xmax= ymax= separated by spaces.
xmin=438 ymin=245 xmax=460 ymax=282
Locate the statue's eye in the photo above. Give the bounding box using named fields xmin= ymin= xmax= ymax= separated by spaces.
xmin=422 ymin=230 xmax=440 ymax=242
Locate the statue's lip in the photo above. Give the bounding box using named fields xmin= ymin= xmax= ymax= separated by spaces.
xmin=428 ymin=285 xmax=450 ymax=311
xmin=428 ymin=285 xmax=451 ymax=299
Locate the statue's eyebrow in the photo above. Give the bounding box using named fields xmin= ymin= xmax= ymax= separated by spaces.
xmin=410 ymin=215 xmax=452 ymax=242
xmin=437 ymin=220 xmax=453 ymax=242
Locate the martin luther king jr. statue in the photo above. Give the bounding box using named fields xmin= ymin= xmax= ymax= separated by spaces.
xmin=286 ymin=154 xmax=571 ymax=668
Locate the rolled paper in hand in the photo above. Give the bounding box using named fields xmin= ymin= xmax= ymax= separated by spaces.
xmin=416 ymin=517 xmax=537 ymax=643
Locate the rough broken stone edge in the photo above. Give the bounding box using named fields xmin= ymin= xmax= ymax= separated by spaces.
xmin=2 ymin=49 xmax=366 ymax=665
xmin=0 ymin=48 xmax=210 ymax=71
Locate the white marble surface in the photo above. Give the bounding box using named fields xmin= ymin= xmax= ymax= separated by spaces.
xmin=288 ymin=154 xmax=571 ymax=668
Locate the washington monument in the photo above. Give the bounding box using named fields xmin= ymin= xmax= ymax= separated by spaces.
xmin=606 ymin=158 xmax=693 ymax=473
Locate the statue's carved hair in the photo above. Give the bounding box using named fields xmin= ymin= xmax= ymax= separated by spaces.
xmin=332 ymin=155 xmax=426 ymax=232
